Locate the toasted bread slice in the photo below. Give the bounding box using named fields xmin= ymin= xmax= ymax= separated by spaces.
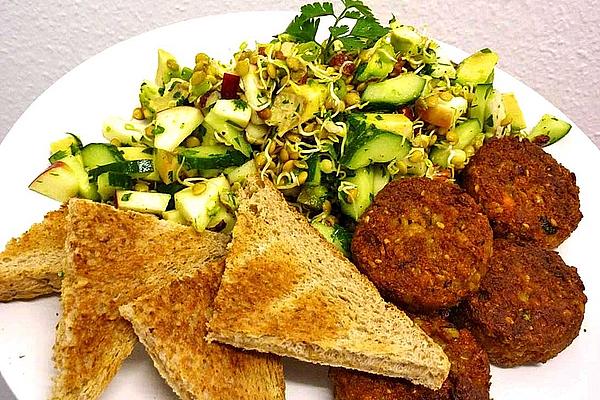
xmin=52 ymin=199 xmax=229 ymax=400
xmin=0 ymin=206 xmax=67 ymax=302
xmin=119 ymin=260 xmax=285 ymax=400
xmin=207 ymin=179 xmax=451 ymax=390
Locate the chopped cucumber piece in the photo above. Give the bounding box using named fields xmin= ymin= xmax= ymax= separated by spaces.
xmin=453 ymin=119 xmax=482 ymax=149
xmin=102 ymin=116 xmax=147 ymax=145
xmin=361 ymin=73 xmax=425 ymax=106
xmin=174 ymin=176 xmax=230 ymax=231
xmin=97 ymin=172 xmax=133 ymax=201
xmin=339 ymin=168 xmax=373 ymax=220
xmin=371 ymin=165 xmax=391 ymax=195
xmin=116 ymin=190 xmax=171 ymax=214
xmin=502 ymin=93 xmax=527 ymax=131
xmin=154 ymin=106 xmax=204 ymax=152
xmin=118 ymin=146 xmax=154 ymax=161
xmin=341 ymin=118 xmax=411 ymax=169
xmin=226 ymin=159 xmax=258 ymax=184
xmin=311 ymin=221 xmax=352 ymax=256
xmin=468 ymin=84 xmax=493 ymax=127
xmin=88 ymin=159 xmax=154 ymax=179
xmin=80 ymin=143 xmax=124 ymax=170
xmin=298 ymin=185 xmax=329 ymax=210
xmin=456 ymin=48 xmax=499 ymax=85
xmin=179 ymin=145 xmax=247 ymax=170
xmin=527 ymin=114 xmax=571 ymax=146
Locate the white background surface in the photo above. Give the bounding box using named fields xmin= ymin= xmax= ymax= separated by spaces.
xmin=0 ymin=1 xmax=599 ymax=399
xmin=0 ymin=0 xmax=599 ymax=146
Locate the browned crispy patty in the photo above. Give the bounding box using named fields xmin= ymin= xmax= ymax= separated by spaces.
xmin=352 ymin=177 xmax=493 ymax=312
xmin=461 ymin=136 xmax=581 ymax=249
xmin=330 ymin=316 xmax=490 ymax=400
xmin=460 ymin=239 xmax=586 ymax=367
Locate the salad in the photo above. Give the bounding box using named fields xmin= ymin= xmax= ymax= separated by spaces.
xmin=28 ymin=0 xmax=572 ymax=255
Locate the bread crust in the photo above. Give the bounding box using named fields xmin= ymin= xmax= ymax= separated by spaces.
xmin=51 ymin=199 xmax=229 ymax=399
xmin=120 ymin=260 xmax=285 ymax=400
xmin=0 ymin=206 xmax=67 ymax=301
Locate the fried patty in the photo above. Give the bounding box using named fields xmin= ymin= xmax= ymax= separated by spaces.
xmin=352 ymin=177 xmax=493 ymax=312
xmin=330 ymin=316 xmax=490 ymax=400
xmin=461 ymin=136 xmax=581 ymax=249
xmin=461 ymin=239 xmax=586 ymax=367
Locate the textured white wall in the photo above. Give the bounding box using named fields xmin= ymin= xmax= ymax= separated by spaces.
xmin=1 ymin=0 xmax=599 ymax=144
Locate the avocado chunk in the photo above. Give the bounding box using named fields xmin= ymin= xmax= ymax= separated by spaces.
xmin=456 ymin=49 xmax=499 ymax=85
xmin=502 ymin=93 xmax=527 ymax=131
xmin=358 ymin=113 xmax=413 ymax=139
xmin=356 ymin=42 xmax=396 ymax=82
xmin=268 ymin=81 xmax=328 ymax=135
xmin=390 ymin=24 xmax=423 ymax=55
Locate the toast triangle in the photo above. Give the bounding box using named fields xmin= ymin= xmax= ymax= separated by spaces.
xmin=51 ymin=199 xmax=229 ymax=399
xmin=0 ymin=206 xmax=67 ymax=301
xmin=119 ymin=260 xmax=285 ymax=400
xmin=207 ymin=179 xmax=450 ymax=390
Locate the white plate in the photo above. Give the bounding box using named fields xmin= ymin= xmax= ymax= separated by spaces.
xmin=0 ymin=11 xmax=598 ymax=400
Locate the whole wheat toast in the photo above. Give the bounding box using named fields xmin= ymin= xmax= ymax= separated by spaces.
xmin=52 ymin=199 xmax=229 ymax=400
xmin=119 ymin=260 xmax=285 ymax=400
xmin=207 ymin=179 xmax=451 ymax=390
xmin=0 ymin=206 xmax=67 ymax=302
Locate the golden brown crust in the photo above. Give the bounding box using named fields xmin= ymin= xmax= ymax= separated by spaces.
xmin=0 ymin=206 xmax=67 ymax=301
xmin=461 ymin=136 xmax=581 ymax=249
xmin=51 ymin=199 xmax=229 ymax=399
xmin=461 ymin=239 xmax=586 ymax=367
xmin=352 ymin=177 xmax=493 ymax=312
xmin=331 ymin=317 xmax=490 ymax=400
xmin=120 ymin=260 xmax=285 ymax=400
xmin=208 ymin=180 xmax=450 ymax=390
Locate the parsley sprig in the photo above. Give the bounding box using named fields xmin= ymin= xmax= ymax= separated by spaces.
xmin=282 ymin=1 xmax=389 ymax=63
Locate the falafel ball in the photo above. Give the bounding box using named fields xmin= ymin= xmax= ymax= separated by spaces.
xmin=330 ymin=316 xmax=491 ymax=400
xmin=461 ymin=239 xmax=586 ymax=367
xmin=352 ymin=177 xmax=493 ymax=312
xmin=461 ymin=136 xmax=581 ymax=249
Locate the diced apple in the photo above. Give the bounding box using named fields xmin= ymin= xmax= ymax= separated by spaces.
xmin=29 ymin=161 xmax=80 ymax=202
xmin=174 ymin=176 xmax=230 ymax=231
xmin=154 ymin=106 xmax=203 ymax=152
xmin=115 ymin=190 xmax=171 ymax=214
xmin=154 ymin=148 xmax=180 ymax=184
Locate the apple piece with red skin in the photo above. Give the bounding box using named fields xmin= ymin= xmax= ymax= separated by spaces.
xmin=221 ymin=73 xmax=241 ymax=100
xmin=29 ymin=161 xmax=80 ymax=202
